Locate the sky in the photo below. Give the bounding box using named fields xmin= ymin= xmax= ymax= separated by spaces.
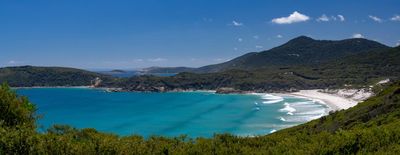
xmin=1 ymin=0 xmax=399 ymax=69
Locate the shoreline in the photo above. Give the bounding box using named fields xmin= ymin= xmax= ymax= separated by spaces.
xmin=12 ymin=86 xmax=91 ymax=89
xmin=13 ymin=86 xmax=218 ymax=93
xmin=283 ymin=90 xmax=361 ymax=111
xmin=13 ymin=86 xmax=369 ymax=111
xmin=101 ymin=88 xmax=364 ymax=112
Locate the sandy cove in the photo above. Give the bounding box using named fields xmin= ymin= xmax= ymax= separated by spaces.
xmin=287 ymin=89 xmax=372 ymax=111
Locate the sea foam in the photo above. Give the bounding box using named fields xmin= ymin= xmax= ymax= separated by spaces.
xmin=276 ymin=98 xmax=329 ymax=124
xmin=262 ymin=94 xmax=284 ymax=104
xmin=279 ymin=103 xmax=296 ymax=113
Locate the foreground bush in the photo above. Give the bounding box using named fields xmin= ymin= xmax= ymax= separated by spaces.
xmin=1 ymin=82 xmax=400 ymax=154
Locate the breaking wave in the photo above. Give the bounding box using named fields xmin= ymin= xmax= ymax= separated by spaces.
xmin=261 ymin=94 xmax=284 ymax=104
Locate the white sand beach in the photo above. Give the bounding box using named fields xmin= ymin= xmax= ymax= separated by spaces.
xmin=289 ymin=89 xmax=372 ymax=111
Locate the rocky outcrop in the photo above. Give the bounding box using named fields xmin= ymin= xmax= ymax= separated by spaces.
xmin=216 ymin=87 xmax=244 ymax=94
xmin=91 ymin=77 xmax=102 ymax=87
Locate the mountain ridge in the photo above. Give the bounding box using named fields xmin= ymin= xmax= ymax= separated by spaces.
xmin=1 ymin=37 xmax=396 ymax=90
xmin=100 ymin=45 xmax=400 ymax=92
xmin=144 ymin=36 xmax=389 ymax=73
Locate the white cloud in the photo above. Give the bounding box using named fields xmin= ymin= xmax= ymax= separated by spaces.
xmin=390 ymin=15 xmax=400 ymax=21
xmin=271 ymin=11 xmax=310 ymax=24
xmin=338 ymin=15 xmax=345 ymax=21
xmin=253 ymin=35 xmax=259 ymax=39
xmin=8 ymin=60 xmax=17 ymax=64
xmin=317 ymin=14 xmax=329 ymax=22
xmin=255 ymin=45 xmax=263 ymax=49
xmin=232 ymin=20 xmax=243 ymax=26
xmin=369 ymin=15 xmax=382 ymax=22
xmin=276 ymin=34 xmax=283 ymax=38
xmin=233 ymin=47 xmax=238 ymax=51
xmin=396 ymin=40 xmax=400 ymax=46
xmin=238 ymin=38 xmax=243 ymax=42
xmin=147 ymin=58 xmax=167 ymax=62
xmin=352 ymin=33 xmax=364 ymax=38
xmin=316 ymin=14 xmax=345 ymax=22
xmin=7 ymin=60 xmax=24 ymax=65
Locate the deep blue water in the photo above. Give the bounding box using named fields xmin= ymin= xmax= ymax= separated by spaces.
xmin=16 ymin=88 xmax=328 ymax=138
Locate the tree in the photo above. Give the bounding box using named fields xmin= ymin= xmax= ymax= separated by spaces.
xmin=0 ymin=83 xmax=36 ymax=128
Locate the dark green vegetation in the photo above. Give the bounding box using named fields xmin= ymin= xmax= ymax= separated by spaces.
xmin=101 ymin=46 xmax=400 ymax=92
xmin=1 ymin=81 xmax=400 ymax=154
xmin=142 ymin=66 xmax=196 ymax=74
xmin=0 ymin=66 xmax=112 ymax=87
xmin=145 ymin=36 xmax=389 ymax=73
xmin=0 ymin=36 xmax=398 ymax=92
xmin=1 ymin=36 xmax=399 ymax=154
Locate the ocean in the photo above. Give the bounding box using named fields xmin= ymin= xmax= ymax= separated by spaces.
xmin=16 ymin=88 xmax=329 ymax=138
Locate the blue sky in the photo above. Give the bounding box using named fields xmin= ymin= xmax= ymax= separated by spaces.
xmin=1 ymin=0 xmax=399 ymax=69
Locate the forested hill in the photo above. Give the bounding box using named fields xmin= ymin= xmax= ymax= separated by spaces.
xmin=0 ymin=66 xmax=112 ymax=87
xmin=332 ymin=45 xmax=400 ymax=66
xmin=1 ymin=81 xmax=400 ymax=154
xmin=194 ymin=36 xmax=388 ymax=72
xmin=0 ymin=45 xmax=398 ymax=91
xmin=0 ymin=41 xmax=396 ymax=90
xmin=143 ymin=36 xmax=389 ymax=73
xmin=100 ymin=45 xmax=400 ymax=92
xmin=142 ymin=66 xmax=196 ymax=74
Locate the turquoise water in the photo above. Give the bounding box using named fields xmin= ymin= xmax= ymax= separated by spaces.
xmin=16 ymin=88 xmax=329 ymax=138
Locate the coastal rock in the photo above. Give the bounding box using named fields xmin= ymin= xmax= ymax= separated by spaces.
xmin=91 ymin=77 xmax=102 ymax=87
xmin=153 ymin=86 xmax=166 ymax=92
xmin=105 ymin=88 xmax=123 ymax=92
xmin=216 ymin=87 xmax=243 ymax=94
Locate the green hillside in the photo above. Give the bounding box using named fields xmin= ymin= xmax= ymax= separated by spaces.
xmin=195 ymin=36 xmax=388 ymax=73
xmin=0 ymin=45 xmax=398 ymax=92
xmin=0 ymin=66 xmax=112 ymax=87
xmin=0 ymin=37 xmax=393 ymax=90
xmin=140 ymin=36 xmax=389 ymax=73
xmin=101 ymin=46 xmax=400 ymax=92
xmin=1 ymin=81 xmax=400 ymax=154
xmin=142 ymin=66 xmax=196 ymax=74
